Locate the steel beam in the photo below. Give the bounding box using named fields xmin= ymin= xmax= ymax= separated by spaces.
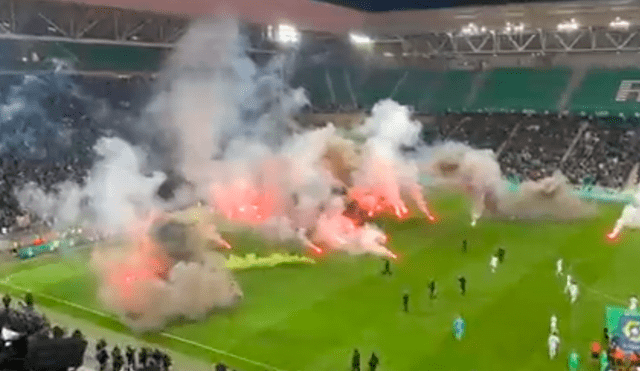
xmin=374 ymin=27 xmax=640 ymax=57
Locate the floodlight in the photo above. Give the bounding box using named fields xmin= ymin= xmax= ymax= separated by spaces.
xmin=461 ymin=23 xmax=488 ymax=36
xmin=610 ymin=17 xmax=630 ymax=30
xmin=557 ymin=18 xmax=579 ymax=32
xmin=276 ymin=24 xmax=300 ymax=44
xmin=349 ymin=33 xmax=373 ymax=45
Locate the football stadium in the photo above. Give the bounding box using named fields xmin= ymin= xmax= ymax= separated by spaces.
xmin=3 ymin=0 xmax=640 ymax=370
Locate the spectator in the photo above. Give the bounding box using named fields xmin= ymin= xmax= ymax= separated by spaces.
xmin=2 ymin=294 xmax=9 ymax=310
xmin=139 ymin=347 xmax=149 ymax=367
xmin=71 ymin=329 xmax=84 ymax=340
xmin=96 ymin=338 xmax=107 ymax=353
xmin=164 ymin=352 xmax=172 ymax=370
xmin=52 ymin=325 xmax=64 ymax=339
xmin=125 ymin=345 xmax=135 ymax=369
xmin=24 ymin=292 xmax=33 ymax=309
xmin=112 ymin=345 xmax=124 ymax=371
xmin=97 ymin=346 xmax=109 ymax=371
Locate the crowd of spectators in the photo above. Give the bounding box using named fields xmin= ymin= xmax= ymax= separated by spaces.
xmin=431 ymin=113 xmax=640 ymax=188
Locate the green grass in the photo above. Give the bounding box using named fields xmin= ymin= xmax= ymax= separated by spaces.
xmin=0 ymin=195 xmax=632 ymax=371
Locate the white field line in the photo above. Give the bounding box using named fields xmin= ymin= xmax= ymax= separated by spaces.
xmin=0 ymin=276 xmax=289 ymax=371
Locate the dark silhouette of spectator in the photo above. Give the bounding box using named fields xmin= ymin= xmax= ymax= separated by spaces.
xmin=71 ymin=329 xmax=84 ymax=340
xmin=163 ymin=352 xmax=172 ymax=370
xmin=24 ymin=292 xmax=33 ymax=309
xmin=2 ymin=294 xmax=10 ymax=310
xmin=125 ymin=345 xmax=135 ymax=369
xmin=96 ymin=338 xmax=107 ymax=353
xmin=112 ymin=345 xmax=124 ymax=371
xmin=97 ymin=347 xmax=109 ymax=371
xmin=52 ymin=325 xmax=64 ymax=339
xmin=139 ymin=347 xmax=149 ymax=367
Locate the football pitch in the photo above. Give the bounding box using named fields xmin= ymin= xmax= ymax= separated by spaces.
xmin=0 ymin=195 xmax=634 ymax=371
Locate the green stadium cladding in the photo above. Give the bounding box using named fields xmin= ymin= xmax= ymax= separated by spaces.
xmin=27 ymin=40 xmax=640 ymax=118
xmin=291 ymin=65 xmax=640 ymax=118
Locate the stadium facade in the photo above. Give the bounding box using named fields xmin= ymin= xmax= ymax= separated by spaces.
xmin=3 ymin=0 xmax=640 ymax=119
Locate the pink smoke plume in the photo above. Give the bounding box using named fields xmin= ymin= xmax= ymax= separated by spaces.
xmin=311 ymin=198 xmax=397 ymax=259
xmin=210 ymin=177 xmax=279 ymax=225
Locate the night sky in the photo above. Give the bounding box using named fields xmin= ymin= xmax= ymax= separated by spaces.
xmin=316 ymin=0 xmax=581 ymax=12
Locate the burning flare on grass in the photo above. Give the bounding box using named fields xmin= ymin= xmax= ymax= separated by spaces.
xmin=607 ymin=191 xmax=640 ymax=240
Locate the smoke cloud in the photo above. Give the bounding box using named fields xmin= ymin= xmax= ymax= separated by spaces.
xmin=91 ymin=216 xmax=241 ymax=331
xmin=421 ymin=142 xmax=596 ymax=223
xmin=15 ymin=137 xmax=166 ymax=234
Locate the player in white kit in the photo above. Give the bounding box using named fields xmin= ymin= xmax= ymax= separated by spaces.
xmin=564 ymin=274 xmax=573 ymax=293
xmin=556 ymin=258 xmax=563 ymax=276
xmin=490 ymin=255 xmax=499 ymax=273
xmin=548 ymin=332 xmax=561 ymax=359
xmin=568 ymin=282 xmax=579 ymax=304
xmin=550 ymin=315 xmax=558 ymax=334
xmin=631 ymin=296 xmax=638 ymax=311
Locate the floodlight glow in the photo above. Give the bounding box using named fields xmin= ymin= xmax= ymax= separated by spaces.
xmin=557 ymin=18 xmax=579 ymax=32
xmin=504 ymin=22 xmax=526 ymax=34
xmin=610 ymin=17 xmax=630 ymax=30
xmin=461 ymin=23 xmax=488 ymax=36
xmin=276 ymin=24 xmax=300 ymax=44
xmin=349 ymin=33 xmax=373 ymax=45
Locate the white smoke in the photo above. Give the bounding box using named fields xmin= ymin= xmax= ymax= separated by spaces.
xmin=16 ymin=137 xmax=166 ymax=233
xmin=148 ymin=19 xmax=308 ymax=201
xmin=350 ymin=100 xmax=434 ymax=220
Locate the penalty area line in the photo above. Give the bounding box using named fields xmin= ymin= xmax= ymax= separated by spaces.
xmin=0 ymin=278 xmax=289 ymax=371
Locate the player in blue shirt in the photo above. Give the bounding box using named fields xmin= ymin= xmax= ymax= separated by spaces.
xmin=453 ymin=315 xmax=466 ymax=341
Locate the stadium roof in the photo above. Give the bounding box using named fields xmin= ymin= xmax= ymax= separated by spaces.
xmin=58 ymin=0 xmax=640 ymax=34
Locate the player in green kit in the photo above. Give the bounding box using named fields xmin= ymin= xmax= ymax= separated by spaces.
xmin=599 ymin=350 xmax=608 ymax=371
xmin=568 ymin=350 xmax=580 ymax=371
xmin=453 ymin=315 xmax=466 ymax=341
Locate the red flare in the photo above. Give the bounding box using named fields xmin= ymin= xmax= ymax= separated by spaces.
xmin=606 ymin=231 xmax=620 ymax=244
